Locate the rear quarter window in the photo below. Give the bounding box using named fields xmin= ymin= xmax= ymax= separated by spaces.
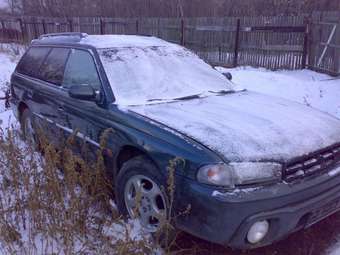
xmin=16 ymin=47 xmax=51 ymax=77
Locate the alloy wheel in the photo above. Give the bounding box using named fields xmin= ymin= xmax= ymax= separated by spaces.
xmin=124 ymin=174 xmax=167 ymax=232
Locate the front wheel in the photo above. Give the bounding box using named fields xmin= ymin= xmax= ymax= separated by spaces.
xmin=116 ymin=156 xmax=168 ymax=233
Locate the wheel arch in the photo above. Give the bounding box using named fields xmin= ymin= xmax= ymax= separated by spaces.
xmin=112 ymin=145 xmax=160 ymax=179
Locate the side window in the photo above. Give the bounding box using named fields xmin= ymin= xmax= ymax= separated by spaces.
xmin=63 ymin=49 xmax=101 ymax=90
xmin=39 ymin=48 xmax=70 ymax=86
xmin=16 ymin=47 xmax=51 ymax=78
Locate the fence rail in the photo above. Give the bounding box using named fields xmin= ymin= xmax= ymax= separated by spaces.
xmin=0 ymin=13 xmax=339 ymax=76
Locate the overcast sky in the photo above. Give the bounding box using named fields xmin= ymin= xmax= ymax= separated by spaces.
xmin=0 ymin=0 xmax=8 ymax=9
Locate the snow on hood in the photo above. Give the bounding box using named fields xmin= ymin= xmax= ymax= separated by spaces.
xmin=98 ymin=45 xmax=233 ymax=105
xmin=126 ymin=91 xmax=340 ymax=162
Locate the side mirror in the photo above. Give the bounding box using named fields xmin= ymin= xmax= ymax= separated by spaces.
xmin=68 ymin=85 xmax=97 ymax=101
xmin=222 ymin=72 xmax=233 ymax=81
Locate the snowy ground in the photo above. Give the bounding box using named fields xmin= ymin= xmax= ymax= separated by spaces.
xmin=0 ymin=46 xmax=340 ymax=254
xmin=217 ymin=66 xmax=340 ymax=120
xmin=0 ymin=45 xmax=21 ymax=128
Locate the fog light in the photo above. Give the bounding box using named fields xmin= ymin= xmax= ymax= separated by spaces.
xmin=247 ymin=220 xmax=269 ymax=244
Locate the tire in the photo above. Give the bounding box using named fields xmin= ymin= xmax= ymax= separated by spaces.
xmin=115 ymin=156 xmax=177 ymax=246
xmin=20 ymin=108 xmax=38 ymax=147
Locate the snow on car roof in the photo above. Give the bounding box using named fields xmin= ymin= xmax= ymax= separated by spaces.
xmin=80 ymin=35 xmax=173 ymax=49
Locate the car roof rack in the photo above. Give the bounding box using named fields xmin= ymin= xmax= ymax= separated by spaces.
xmin=39 ymin=32 xmax=88 ymax=40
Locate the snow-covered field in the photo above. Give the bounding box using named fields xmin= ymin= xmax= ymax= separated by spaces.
xmin=0 ymin=45 xmax=340 ymax=254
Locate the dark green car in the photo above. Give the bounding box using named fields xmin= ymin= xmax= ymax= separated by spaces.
xmin=10 ymin=33 xmax=340 ymax=249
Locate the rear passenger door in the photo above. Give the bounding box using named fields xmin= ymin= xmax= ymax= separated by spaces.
xmin=13 ymin=46 xmax=70 ymax=146
xmin=32 ymin=47 xmax=70 ymax=146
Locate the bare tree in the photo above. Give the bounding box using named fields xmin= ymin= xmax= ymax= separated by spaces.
xmin=19 ymin=0 xmax=340 ymax=17
xmin=6 ymin=0 xmax=22 ymax=14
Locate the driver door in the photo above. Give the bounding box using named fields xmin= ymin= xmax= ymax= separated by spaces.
xmin=58 ymin=48 xmax=107 ymax=160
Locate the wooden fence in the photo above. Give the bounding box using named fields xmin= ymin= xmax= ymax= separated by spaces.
xmin=0 ymin=13 xmax=339 ymax=76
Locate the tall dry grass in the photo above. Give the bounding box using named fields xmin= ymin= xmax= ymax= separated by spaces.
xmin=0 ymin=124 xmax=173 ymax=254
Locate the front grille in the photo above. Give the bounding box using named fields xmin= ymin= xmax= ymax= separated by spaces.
xmin=284 ymin=143 xmax=340 ymax=182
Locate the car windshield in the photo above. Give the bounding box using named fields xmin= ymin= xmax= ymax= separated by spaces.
xmin=98 ymin=45 xmax=234 ymax=105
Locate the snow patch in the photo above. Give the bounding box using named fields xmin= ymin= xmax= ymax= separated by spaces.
xmin=328 ymin=237 xmax=340 ymax=255
xmin=0 ymin=109 xmax=16 ymax=130
xmin=212 ymin=187 xmax=260 ymax=197
xmin=329 ymin=166 xmax=340 ymax=177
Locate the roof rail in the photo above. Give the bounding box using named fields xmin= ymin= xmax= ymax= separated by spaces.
xmin=39 ymin=32 xmax=88 ymax=40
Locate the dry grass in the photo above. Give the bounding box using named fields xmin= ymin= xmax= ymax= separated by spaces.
xmin=0 ymin=125 xmax=166 ymax=254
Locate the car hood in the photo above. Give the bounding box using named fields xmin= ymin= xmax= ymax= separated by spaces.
xmin=126 ymin=91 xmax=340 ymax=162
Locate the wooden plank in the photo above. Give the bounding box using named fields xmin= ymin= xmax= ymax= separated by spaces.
xmin=318 ymin=24 xmax=337 ymax=66
xmin=250 ymin=26 xmax=305 ymax=33
xmin=320 ymin=42 xmax=340 ymax=49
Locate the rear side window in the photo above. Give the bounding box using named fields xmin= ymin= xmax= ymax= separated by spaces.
xmin=39 ymin=48 xmax=70 ymax=86
xmin=16 ymin=47 xmax=50 ymax=77
xmin=63 ymin=49 xmax=101 ymax=90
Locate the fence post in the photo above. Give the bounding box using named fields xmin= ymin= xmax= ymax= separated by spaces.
xmin=100 ymin=18 xmax=105 ymax=35
xmin=180 ymin=19 xmax=185 ymax=46
xmin=18 ymin=18 xmax=25 ymax=43
xmin=69 ymin=19 xmax=73 ymax=32
xmin=42 ymin=19 xmax=46 ymax=34
xmin=136 ymin=19 xmax=139 ymax=34
xmin=219 ymin=46 xmax=222 ymax=63
xmin=157 ymin=18 xmax=160 ymax=37
xmin=233 ymin=19 xmax=241 ymax=67
xmin=302 ymin=18 xmax=310 ymax=69
xmin=0 ymin=20 xmax=5 ymax=41
xmin=32 ymin=18 xmax=38 ymax=39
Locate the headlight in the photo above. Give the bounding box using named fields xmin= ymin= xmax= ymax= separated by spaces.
xmin=197 ymin=163 xmax=282 ymax=188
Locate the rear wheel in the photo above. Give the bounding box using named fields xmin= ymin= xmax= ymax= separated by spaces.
xmin=20 ymin=108 xmax=37 ymax=147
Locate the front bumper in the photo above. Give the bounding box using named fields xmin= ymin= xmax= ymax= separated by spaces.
xmin=175 ymin=165 xmax=340 ymax=249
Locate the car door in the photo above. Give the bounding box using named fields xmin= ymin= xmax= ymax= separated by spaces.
xmin=58 ymin=48 xmax=109 ymax=161
xmin=13 ymin=46 xmax=70 ymax=147
xmin=32 ymin=47 xmax=71 ymax=147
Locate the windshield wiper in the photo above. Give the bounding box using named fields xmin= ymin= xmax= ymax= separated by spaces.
xmin=147 ymin=98 xmax=167 ymax=102
xmin=173 ymin=94 xmax=202 ymax=101
xmin=209 ymin=89 xmax=246 ymax=95
xmin=147 ymin=90 xmax=246 ymax=103
xmin=148 ymin=94 xmax=202 ymax=102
